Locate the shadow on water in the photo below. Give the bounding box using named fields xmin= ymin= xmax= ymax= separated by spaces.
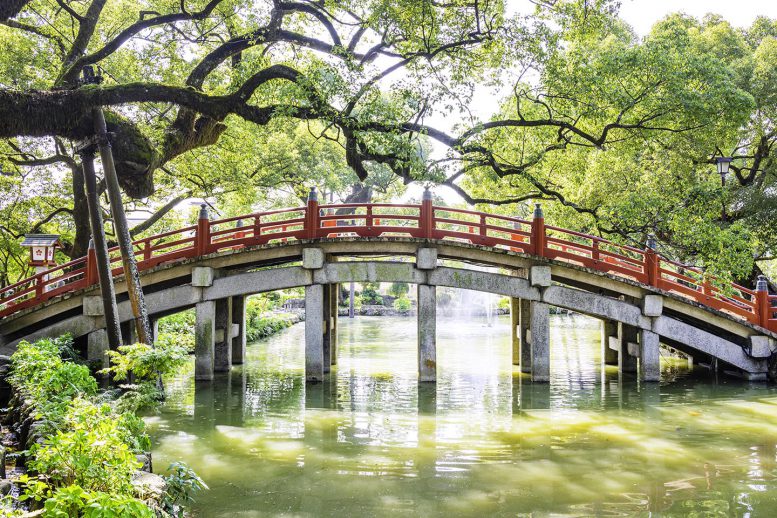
xmin=147 ymin=314 xmax=777 ymax=517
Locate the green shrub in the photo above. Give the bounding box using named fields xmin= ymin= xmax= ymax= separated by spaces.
xmin=29 ymin=398 xmax=142 ymax=494
xmin=393 ymin=296 xmax=412 ymax=313
xmin=360 ymin=282 xmax=383 ymax=305
xmin=389 ymin=282 xmax=410 ymax=298
xmin=9 ymin=336 xmax=97 ymax=425
xmin=102 ymin=342 xmax=189 ymax=383
xmin=43 ymin=484 xmax=153 ymax=518
xmin=161 ymin=462 xmax=209 ymax=517
xmin=497 ymin=297 xmax=510 ymax=311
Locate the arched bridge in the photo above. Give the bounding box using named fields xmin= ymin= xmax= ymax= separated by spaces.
xmin=1 ymin=194 xmax=776 ymax=382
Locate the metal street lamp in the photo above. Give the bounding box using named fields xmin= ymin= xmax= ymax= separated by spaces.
xmin=716 ymin=156 xmax=732 ymax=186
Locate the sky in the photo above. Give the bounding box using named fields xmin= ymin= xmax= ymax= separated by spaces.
xmin=619 ymin=0 xmax=777 ymax=36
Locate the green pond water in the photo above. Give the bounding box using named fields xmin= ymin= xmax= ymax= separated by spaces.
xmin=146 ymin=313 xmax=777 ymax=517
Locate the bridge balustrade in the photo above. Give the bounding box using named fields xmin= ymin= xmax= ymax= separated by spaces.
xmin=1 ymin=195 xmax=775 ymax=334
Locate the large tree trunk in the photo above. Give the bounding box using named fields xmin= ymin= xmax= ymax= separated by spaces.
xmin=70 ymin=166 xmax=93 ymax=259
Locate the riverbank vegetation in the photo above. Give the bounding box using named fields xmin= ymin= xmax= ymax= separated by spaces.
xmin=1 ymin=335 xmax=206 ymax=516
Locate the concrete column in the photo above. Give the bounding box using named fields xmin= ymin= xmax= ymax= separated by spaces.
xmin=151 ymin=319 xmax=159 ymax=344
xmin=120 ymin=321 xmax=137 ymax=345
xmin=214 ymin=297 xmax=233 ymax=372
xmin=322 ymin=284 xmax=332 ymax=374
xmin=231 ymin=295 xmax=247 ymax=365
xmin=305 ymin=284 xmax=324 ymax=382
xmin=330 ymin=284 xmax=339 ymax=366
xmin=510 ymin=298 xmax=520 ymax=365
xmin=640 ymin=329 xmax=660 ymax=382
xmin=618 ymin=323 xmax=639 ymax=374
xmin=195 ymin=301 xmax=216 ymax=381
xmin=87 ymin=329 xmax=110 ymax=370
xmin=519 ymin=298 xmax=531 ymax=373
xmin=417 ymin=284 xmax=437 ymax=382
xmin=601 ymin=320 xmax=619 ymax=366
xmin=530 ymin=301 xmax=550 ymax=382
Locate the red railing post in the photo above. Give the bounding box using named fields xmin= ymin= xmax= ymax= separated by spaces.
xmin=479 ymin=214 xmax=487 ymax=245
xmin=143 ymin=240 xmax=152 ymax=262
xmin=195 ymin=204 xmax=210 ymax=256
xmin=592 ymin=239 xmax=600 ymax=262
xmin=86 ymin=239 xmax=99 ymax=286
xmin=756 ymin=275 xmax=771 ymax=328
xmin=420 ymin=188 xmax=434 ymax=239
xmin=34 ymin=274 xmax=44 ymax=299
xmin=645 ymin=234 xmax=659 ymax=287
xmin=305 ymin=187 xmax=320 ymax=239
xmin=531 ymin=203 xmax=546 ymax=257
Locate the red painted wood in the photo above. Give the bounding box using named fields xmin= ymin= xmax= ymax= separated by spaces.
xmin=1 ymin=201 xmax=773 ymax=333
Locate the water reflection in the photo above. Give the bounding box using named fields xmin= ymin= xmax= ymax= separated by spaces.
xmin=148 ymin=314 xmax=777 ymax=517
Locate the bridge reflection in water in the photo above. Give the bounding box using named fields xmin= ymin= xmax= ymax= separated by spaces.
xmin=148 ymin=314 xmax=777 ymax=516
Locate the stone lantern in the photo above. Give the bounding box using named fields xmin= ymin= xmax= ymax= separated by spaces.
xmin=21 ymin=234 xmax=61 ymax=274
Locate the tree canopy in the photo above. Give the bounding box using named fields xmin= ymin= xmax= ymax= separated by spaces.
xmin=0 ymin=1 xmax=775 ymax=285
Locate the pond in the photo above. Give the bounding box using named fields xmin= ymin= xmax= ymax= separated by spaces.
xmin=146 ymin=314 xmax=777 ymax=516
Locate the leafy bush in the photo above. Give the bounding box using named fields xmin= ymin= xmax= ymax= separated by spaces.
xmin=102 ymin=343 xmax=189 ymax=383
xmin=7 ymin=336 xmax=206 ymax=517
xmin=497 ymin=297 xmax=510 ymax=311
xmin=42 ymin=484 xmax=153 ymax=518
xmin=245 ymin=313 xmax=297 ymax=342
xmin=9 ymin=336 xmax=97 ymax=425
xmin=389 ymin=282 xmax=410 ymax=298
xmin=28 ymin=398 xmax=142 ymax=494
xmin=360 ymin=282 xmax=383 ymax=305
xmin=393 ymin=296 xmax=412 ymax=313
xmin=161 ymin=462 xmax=209 ymax=517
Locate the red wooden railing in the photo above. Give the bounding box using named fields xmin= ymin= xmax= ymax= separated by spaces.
xmin=1 ymin=193 xmax=775 ymax=333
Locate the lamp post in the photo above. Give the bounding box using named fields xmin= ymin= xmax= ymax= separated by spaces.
xmin=716 ymin=156 xmax=732 ymax=221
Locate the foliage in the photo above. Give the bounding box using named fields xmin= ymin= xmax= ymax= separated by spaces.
xmin=102 ymin=343 xmax=188 ymax=383
xmin=160 ymin=462 xmax=209 ymax=518
xmin=389 ymin=282 xmax=410 ymax=299
xmin=42 ymin=484 xmax=154 ymax=518
xmin=9 ymin=335 xmax=97 ymax=426
xmin=28 ymin=398 xmax=142 ymax=494
xmin=360 ymin=283 xmax=383 ymax=305
xmin=6 ymin=336 xmax=205 ymax=516
xmin=392 ymin=296 xmax=412 ymax=313
xmin=245 ymin=313 xmax=298 ymax=342
xmin=497 ymin=297 xmax=510 ymax=311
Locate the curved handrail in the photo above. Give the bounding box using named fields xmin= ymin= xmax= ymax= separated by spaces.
xmin=1 ymin=200 xmax=774 ymax=332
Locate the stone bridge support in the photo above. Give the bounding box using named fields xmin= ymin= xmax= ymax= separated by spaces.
xmin=214 ymin=297 xmax=233 ymax=372
xmin=231 ymin=295 xmax=246 ymax=365
xmin=417 ymin=248 xmax=438 ymax=383
xmin=601 ymin=320 xmax=619 ymax=366
xmin=528 ymin=266 xmax=551 ymax=382
xmin=510 ymin=298 xmax=531 ymax=373
xmin=303 ymin=249 xmax=327 ymax=382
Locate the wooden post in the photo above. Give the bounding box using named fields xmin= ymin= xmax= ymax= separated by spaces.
xmin=195 ymin=204 xmax=210 ymax=256
xmin=306 ymin=188 xmax=319 ymax=239
xmin=79 ymin=149 xmax=122 ymax=350
xmin=645 ymin=234 xmax=659 ymax=287
xmin=756 ymin=275 xmax=771 ymax=328
xmin=420 ymin=188 xmax=434 ymax=239
xmin=93 ymin=108 xmax=152 ymax=345
xmin=85 ymin=241 xmax=98 ymax=286
xmin=531 ymin=203 xmax=546 ymax=257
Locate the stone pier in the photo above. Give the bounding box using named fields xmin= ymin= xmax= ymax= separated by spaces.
xmin=231 ymin=295 xmax=246 ymax=365
xmin=640 ymin=329 xmax=660 ymax=382
xmin=618 ymin=323 xmax=639 ymax=374
xmin=195 ymin=300 xmax=215 ymax=381
xmin=511 ymin=297 xmax=520 ymax=365
xmin=601 ymin=320 xmax=619 ymax=366
xmin=322 ymin=284 xmax=332 ymax=373
xmin=417 ymin=284 xmax=437 ymax=382
xmin=329 ymin=284 xmax=339 ymax=366
xmin=214 ymin=297 xmax=233 ymax=372
xmin=519 ymin=298 xmax=531 ymax=374
xmin=305 ymin=283 xmax=324 ymax=382
xmin=529 ymin=301 xmax=550 ymax=382
xmin=87 ymin=329 xmax=110 ymax=370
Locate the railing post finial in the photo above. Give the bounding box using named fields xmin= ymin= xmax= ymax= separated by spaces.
xmin=198 ymin=203 xmax=209 ymax=220
xmin=646 ymin=234 xmax=657 ymax=250
xmin=422 ymin=187 xmax=433 ymax=201
xmin=88 ymin=238 xmax=95 ymax=249
xmin=757 ymin=275 xmax=769 ymax=292
xmin=533 ymin=203 xmax=544 ymax=219
xmin=308 ymin=186 xmax=318 ymax=203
